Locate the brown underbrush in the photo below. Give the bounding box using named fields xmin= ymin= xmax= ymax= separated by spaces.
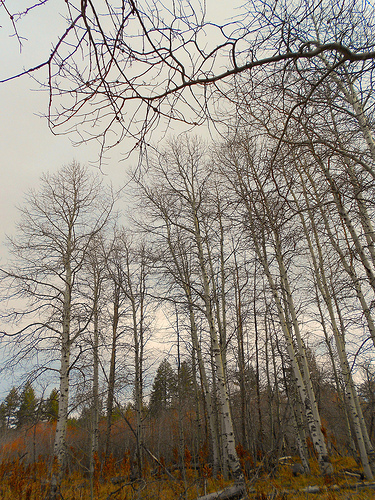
xmin=0 ymin=455 xmax=374 ymax=500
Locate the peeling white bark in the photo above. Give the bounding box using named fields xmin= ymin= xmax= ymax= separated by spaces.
xmin=52 ymin=243 xmax=72 ymax=489
xmin=192 ymin=210 xmax=242 ymax=478
xmin=293 ymin=181 xmax=374 ymax=480
xmin=303 ymin=167 xmax=375 ymax=349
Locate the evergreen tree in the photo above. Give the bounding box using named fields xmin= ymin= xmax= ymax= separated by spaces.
xmin=44 ymin=389 xmax=59 ymax=422
xmin=16 ymin=382 xmax=38 ymax=427
xmin=149 ymin=359 xmax=177 ymax=416
xmin=178 ymin=360 xmax=195 ymax=406
xmin=0 ymin=402 xmax=6 ymax=433
xmin=3 ymin=387 xmax=19 ymax=429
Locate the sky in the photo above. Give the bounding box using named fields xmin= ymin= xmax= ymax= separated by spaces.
xmin=0 ymin=2 xmax=131 ymax=246
xmin=0 ymin=0 xmax=241 ymax=252
xmin=0 ymin=0 xmax=240 ymax=397
xmin=0 ymin=1 xmax=145 ymax=397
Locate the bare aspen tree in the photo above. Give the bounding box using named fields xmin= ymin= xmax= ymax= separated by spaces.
xmin=2 ymin=1 xmax=375 ymax=161
xmin=216 ymin=136 xmax=333 ymax=474
xmin=122 ymin=236 xmax=148 ymax=478
xmin=332 ymin=292 xmax=375 ymax=464
xmin=165 ymin=140 xmax=240 ymax=478
xmin=284 ymin=164 xmax=375 ymax=479
xmin=103 ymin=231 xmax=130 ymax=458
xmin=299 ymin=162 xmax=375 ymax=350
xmin=313 ymin=280 xmax=358 ymax=458
xmin=106 ymin=229 xmax=152 ymax=477
xmin=135 ymin=137 xmax=242 ymax=478
xmin=104 ymin=282 xmax=122 ymax=458
xmin=235 ymin=63 xmax=375 ymax=466
xmin=82 ymin=234 xmax=110 ymax=497
xmin=0 ymin=163 xmax=115 ymax=496
xmin=135 ymin=164 xmax=223 ymax=475
xmin=223 ymin=39 xmax=375 ymax=469
xmin=232 ymin=249 xmax=251 ymax=454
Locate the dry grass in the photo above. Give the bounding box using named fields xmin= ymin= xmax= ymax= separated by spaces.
xmin=244 ymin=456 xmax=375 ymax=500
xmin=0 ymin=455 xmax=374 ymax=500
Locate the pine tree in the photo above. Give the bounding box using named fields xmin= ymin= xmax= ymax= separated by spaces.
xmin=0 ymin=402 xmax=6 ymax=433
xmin=178 ymin=360 xmax=195 ymax=406
xmin=44 ymin=389 xmax=59 ymax=422
xmin=16 ymin=382 xmax=38 ymax=428
xmin=3 ymin=387 xmax=19 ymax=429
xmin=149 ymin=359 xmax=177 ymax=416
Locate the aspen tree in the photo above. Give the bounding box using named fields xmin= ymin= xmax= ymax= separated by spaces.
xmin=165 ymin=141 xmax=241 ymax=478
xmin=136 ymin=171 xmax=222 ymax=475
xmin=82 ymin=235 xmax=108 ymax=497
xmin=307 ymin=150 xmax=375 ymax=296
xmin=301 ymin=163 xmax=375 ymax=349
xmin=286 ymin=166 xmax=374 ymax=479
xmin=104 ymin=230 xmax=130 ymax=458
xmin=136 ymin=137 xmax=242 ymax=478
xmin=232 ymin=250 xmax=251 ymax=453
xmin=0 ymin=163 xmax=115 ymax=496
xmin=313 ymin=280 xmax=358 ymax=457
xmin=217 ymin=137 xmax=333 ymax=474
xmin=104 ymin=281 xmax=122 ymax=458
xmin=106 ymin=231 xmax=150 ymax=477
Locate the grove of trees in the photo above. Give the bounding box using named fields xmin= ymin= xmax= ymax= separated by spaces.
xmin=1 ymin=0 xmax=375 ymax=499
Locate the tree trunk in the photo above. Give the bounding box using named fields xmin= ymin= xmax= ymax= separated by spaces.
xmin=193 ymin=210 xmax=242 ymax=478
xmin=89 ymin=293 xmax=100 ymax=499
xmin=164 ymin=219 xmax=221 ymax=474
xmin=105 ymin=286 xmax=120 ymax=458
xmin=255 ymin=230 xmax=332 ymax=474
xmin=50 ymin=254 xmax=72 ymax=495
xmin=302 ymin=165 xmax=375 ymax=349
xmin=294 ymin=179 xmax=374 ymax=479
xmin=126 ymin=252 xmax=144 ymax=479
xmin=187 ymin=295 xmax=221 ymax=475
xmin=233 ymin=256 xmax=249 ymax=452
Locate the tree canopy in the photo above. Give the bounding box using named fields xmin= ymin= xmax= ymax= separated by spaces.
xmin=2 ymin=0 xmax=375 ymax=161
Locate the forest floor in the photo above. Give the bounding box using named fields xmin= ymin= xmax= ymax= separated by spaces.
xmin=0 ymin=456 xmax=374 ymax=500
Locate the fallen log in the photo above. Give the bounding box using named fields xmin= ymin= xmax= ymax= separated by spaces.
xmin=244 ymin=481 xmax=375 ymax=498
xmin=196 ymin=482 xmax=245 ymax=500
xmin=201 ymin=480 xmax=375 ymax=500
xmin=342 ymin=469 xmax=365 ymax=480
xmin=300 ymin=481 xmax=375 ymax=494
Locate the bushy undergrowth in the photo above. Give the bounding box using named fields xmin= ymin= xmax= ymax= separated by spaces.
xmin=0 ymin=452 xmax=374 ymax=500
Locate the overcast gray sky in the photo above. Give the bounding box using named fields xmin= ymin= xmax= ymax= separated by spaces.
xmin=0 ymin=0 xmax=240 ymax=253
xmin=0 ymin=1 xmax=147 ymax=395
xmin=0 ymin=1 xmax=143 ymax=253
xmin=0 ymin=0 xmax=240 ymax=396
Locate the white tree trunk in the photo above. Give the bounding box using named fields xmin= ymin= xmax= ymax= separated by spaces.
xmin=254 ymin=231 xmax=332 ymax=474
xmin=164 ymin=219 xmax=221 ymax=473
xmin=303 ymin=166 xmax=375 ymax=348
xmin=291 ymin=399 xmax=311 ymax=474
xmin=89 ymin=293 xmax=100 ymax=499
xmin=105 ymin=286 xmax=120 ymax=457
xmin=51 ymin=255 xmax=72 ymax=493
xmin=275 ymin=237 xmax=332 ymax=474
xmin=131 ymin=296 xmax=144 ymax=478
xmin=302 ymin=210 xmax=373 ymax=479
xmin=187 ymin=293 xmax=221 ymax=475
xmin=193 ymin=211 xmax=242 ymax=479
xmin=346 ymin=163 xmax=375 ymax=267
xmin=318 ymin=161 xmax=375 ymax=294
